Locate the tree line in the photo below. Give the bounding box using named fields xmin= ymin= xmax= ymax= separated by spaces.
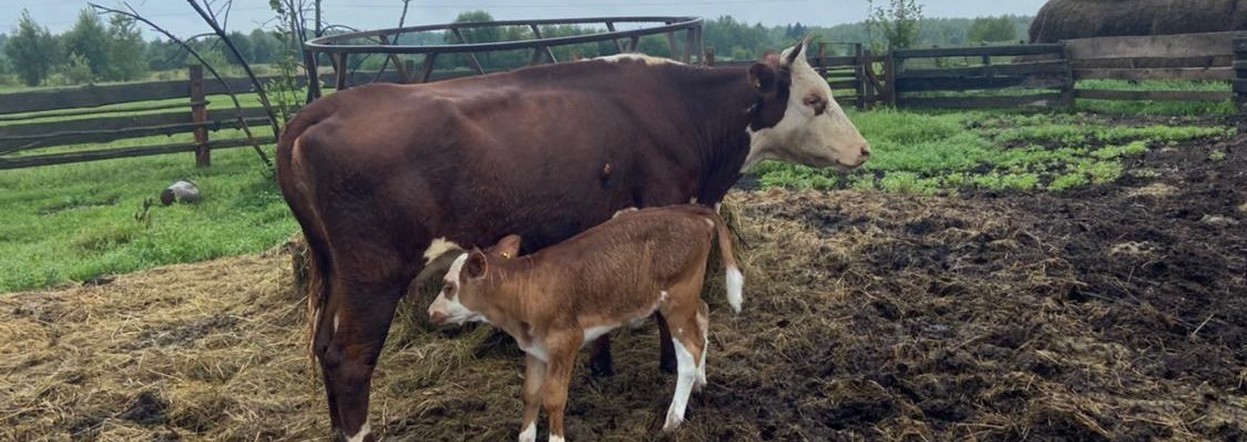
xmin=1 ymin=8 xmax=289 ymax=87
xmin=1 ymin=7 xmax=1032 ymax=88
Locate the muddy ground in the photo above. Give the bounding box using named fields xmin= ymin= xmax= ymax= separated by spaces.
xmin=3 ymin=130 xmax=1245 ymax=441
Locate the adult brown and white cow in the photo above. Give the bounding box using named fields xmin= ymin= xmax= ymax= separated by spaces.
xmin=276 ymin=36 xmax=868 ymax=441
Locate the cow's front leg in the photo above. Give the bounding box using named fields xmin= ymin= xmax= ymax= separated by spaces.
xmin=314 ymin=277 xmax=408 ymax=442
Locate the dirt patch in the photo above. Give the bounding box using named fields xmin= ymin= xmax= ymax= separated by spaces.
xmin=1 ymin=127 xmax=1245 ymax=441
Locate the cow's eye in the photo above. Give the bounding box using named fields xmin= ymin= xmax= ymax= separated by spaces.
xmin=804 ymin=94 xmax=827 ymax=116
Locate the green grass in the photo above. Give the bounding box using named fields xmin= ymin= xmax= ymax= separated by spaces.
xmin=0 ymin=147 xmax=295 ymax=293
xmin=754 ymin=108 xmax=1235 ymax=194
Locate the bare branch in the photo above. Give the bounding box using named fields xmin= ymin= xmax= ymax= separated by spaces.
xmin=182 ymin=0 xmax=283 ymax=142
xmin=89 ymin=2 xmax=273 ymax=169
xmin=372 ymin=0 xmax=413 ymax=84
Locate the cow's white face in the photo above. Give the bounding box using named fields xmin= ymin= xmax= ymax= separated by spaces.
xmin=743 ymin=40 xmax=870 ymax=171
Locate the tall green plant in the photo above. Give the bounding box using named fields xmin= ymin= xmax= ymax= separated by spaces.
xmin=866 ymin=0 xmax=924 ymax=50
xmin=266 ymin=0 xmax=307 ymax=127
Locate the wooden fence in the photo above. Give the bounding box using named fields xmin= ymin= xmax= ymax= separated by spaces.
xmin=1067 ymin=31 xmax=1238 ymax=103
xmin=888 ymin=43 xmax=1072 ymax=109
xmin=0 ymin=66 xmax=273 ymax=170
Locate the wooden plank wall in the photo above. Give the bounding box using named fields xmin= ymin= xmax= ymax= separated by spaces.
xmin=1065 ymin=32 xmax=1240 ymax=103
xmin=888 ymin=43 xmax=1072 ymax=110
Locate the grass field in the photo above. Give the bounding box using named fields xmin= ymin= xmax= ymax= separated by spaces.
xmin=0 ymin=147 xmax=293 ymax=292
xmin=754 ymin=109 xmax=1235 ymax=193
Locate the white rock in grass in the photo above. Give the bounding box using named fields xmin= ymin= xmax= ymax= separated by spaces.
xmin=161 ymin=180 xmax=201 ymax=206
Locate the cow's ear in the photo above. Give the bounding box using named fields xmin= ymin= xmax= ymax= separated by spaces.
xmin=465 ymin=249 xmax=487 ymax=278
xmin=748 ymin=62 xmax=779 ymax=97
xmin=782 ymin=35 xmax=812 ymax=67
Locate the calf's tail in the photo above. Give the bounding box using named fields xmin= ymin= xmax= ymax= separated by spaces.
xmin=709 ymin=212 xmax=744 ymax=313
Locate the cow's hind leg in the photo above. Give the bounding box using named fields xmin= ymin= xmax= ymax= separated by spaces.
xmin=314 ymin=276 xmax=410 ymax=442
xmin=587 ymin=335 xmax=615 ymax=377
xmin=654 ymin=311 xmax=678 ymax=374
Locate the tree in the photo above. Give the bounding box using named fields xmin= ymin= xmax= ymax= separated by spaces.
xmin=249 ymin=29 xmax=280 ymax=64
xmin=5 ymin=10 xmax=58 ymax=86
xmin=446 ymin=11 xmax=500 ymax=68
xmin=0 ymin=34 xmax=9 ymax=75
xmin=62 ymin=52 xmax=94 ymax=84
xmin=968 ymin=16 xmax=1017 ymax=43
xmin=63 ymin=9 xmax=111 ymax=80
xmin=105 ymin=14 xmax=147 ymax=80
xmin=225 ymin=31 xmax=253 ymax=65
xmin=866 ymin=0 xmax=924 ymax=50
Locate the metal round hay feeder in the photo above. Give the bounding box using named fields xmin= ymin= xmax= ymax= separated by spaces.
xmin=301 ymin=16 xmax=706 ymax=98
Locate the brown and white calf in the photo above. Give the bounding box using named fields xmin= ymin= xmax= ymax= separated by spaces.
xmin=427 ymin=205 xmax=743 ymax=441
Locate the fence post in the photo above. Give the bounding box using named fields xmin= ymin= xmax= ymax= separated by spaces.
xmin=816 ymin=42 xmax=827 ymax=77
xmin=884 ymin=50 xmax=898 ymax=107
xmin=189 ymin=64 xmax=210 ymax=168
xmin=1234 ymin=36 xmax=1247 ymax=113
xmin=854 ymin=43 xmax=867 ymax=110
xmin=303 ymin=49 xmax=321 ymax=103
xmin=1060 ymin=43 xmax=1077 ymax=110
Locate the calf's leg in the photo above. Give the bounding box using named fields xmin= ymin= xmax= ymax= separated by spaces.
xmin=519 ymin=354 xmax=547 ymax=442
xmin=695 ymin=300 xmax=710 ymax=390
xmin=659 ymin=281 xmax=709 ymax=432
xmin=543 ymin=333 xmax=582 ymax=441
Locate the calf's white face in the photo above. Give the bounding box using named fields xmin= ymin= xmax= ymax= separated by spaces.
xmin=744 ymin=39 xmax=871 ymax=171
xmin=427 ymin=253 xmax=487 ymax=325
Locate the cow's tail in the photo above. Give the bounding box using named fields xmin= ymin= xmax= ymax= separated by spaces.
xmin=709 ymin=211 xmax=744 ymax=313
xmin=274 ymin=104 xmax=334 ymax=362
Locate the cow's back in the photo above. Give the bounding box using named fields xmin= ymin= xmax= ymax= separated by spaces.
xmin=288 ymin=66 xmax=703 ymax=256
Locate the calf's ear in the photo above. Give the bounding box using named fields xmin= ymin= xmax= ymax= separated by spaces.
xmin=465 ymin=250 xmax=487 ymax=278
xmin=491 ymin=234 xmax=522 ymax=259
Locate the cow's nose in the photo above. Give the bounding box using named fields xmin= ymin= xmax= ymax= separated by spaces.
xmin=429 ymin=310 xmax=448 ymax=325
xmin=859 ymin=144 xmax=871 ymax=159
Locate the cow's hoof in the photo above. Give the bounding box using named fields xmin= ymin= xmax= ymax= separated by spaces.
xmin=588 ymin=360 xmax=616 ymax=377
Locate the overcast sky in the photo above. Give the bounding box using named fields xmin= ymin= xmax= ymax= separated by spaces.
xmin=5 ymin=0 xmax=1050 ymax=37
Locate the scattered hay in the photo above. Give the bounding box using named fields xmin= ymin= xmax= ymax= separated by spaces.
xmin=1107 ymin=241 xmax=1157 ymax=258
xmin=1125 ymin=182 xmax=1178 ymax=198
xmin=4 ymin=144 xmax=1247 ymax=440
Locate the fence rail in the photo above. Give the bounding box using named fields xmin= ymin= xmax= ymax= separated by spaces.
xmin=888 ymin=42 xmax=1072 ymax=109
xmin=0 ymin=65 xmax=272 ymax=170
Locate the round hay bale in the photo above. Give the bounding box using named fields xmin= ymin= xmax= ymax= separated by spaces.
xmin=1029 ymin=0 xmax=1247 ymax=43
